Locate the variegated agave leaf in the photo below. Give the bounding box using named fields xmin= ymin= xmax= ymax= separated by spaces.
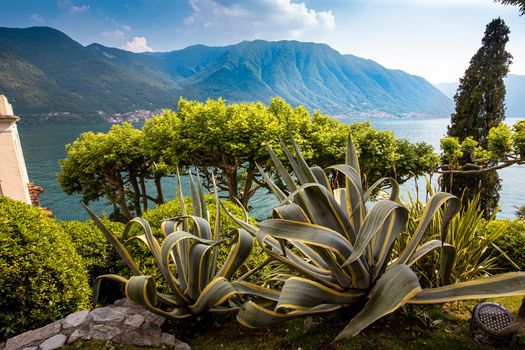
xmin=232 ymin=135 xmax=525 ymax=343
xmin=87 ymin=170 xmax=269 ymax=318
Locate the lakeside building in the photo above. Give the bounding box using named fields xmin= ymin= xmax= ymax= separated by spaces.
xmin=0 ymin=94 xmax=48 ymax=213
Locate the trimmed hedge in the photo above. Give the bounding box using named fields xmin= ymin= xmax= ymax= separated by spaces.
xmin=0 ymin=196 xmax=91 ymax=340
xmin=485 ymin=219 xmax=525 ymax=272
xmin=61 ymin=219 xmax=126 ymax=282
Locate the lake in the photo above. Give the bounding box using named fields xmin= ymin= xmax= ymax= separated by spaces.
xmin=17 ymin=117 xmax=525 ymax=221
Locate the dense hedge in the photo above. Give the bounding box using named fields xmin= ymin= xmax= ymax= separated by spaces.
xmin=485 ymin=219 xmax=525 ymax=271
xmin=61 ymin=219 xmax=126 ymax=282
xmin=0 ymin=196 xmax=91 ymax=340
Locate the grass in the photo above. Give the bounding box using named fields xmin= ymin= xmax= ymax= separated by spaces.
xmin=64 ymin=296 xmax=524 ymax=350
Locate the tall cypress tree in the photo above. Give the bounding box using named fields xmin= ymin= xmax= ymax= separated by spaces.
xmin=443 ymin=18 xmax=512 ymax=216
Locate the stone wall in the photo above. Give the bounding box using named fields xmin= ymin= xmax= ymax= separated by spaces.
xmin=0 ymin=299 xmax=190 ymax=350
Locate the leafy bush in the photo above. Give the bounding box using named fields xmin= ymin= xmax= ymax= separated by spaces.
xmin=0 ymin=196 xmax=91 ymax=339
xmin=398 ymin=193 xmax=508 ymax=286
xmin=484 ymin=219 xmax=525 ymax=271
xmin=61 ymin=219 xmax=126 ymax=282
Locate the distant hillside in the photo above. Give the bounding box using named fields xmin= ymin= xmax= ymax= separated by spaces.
xmin=0 ymin=26 xmax=454 ymax=120
xmin=435 ymin=74 xmax=525 ymax=118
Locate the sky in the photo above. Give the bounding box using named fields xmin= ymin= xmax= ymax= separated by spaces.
xmin=1 ymin=0 xmax=525 ymax=83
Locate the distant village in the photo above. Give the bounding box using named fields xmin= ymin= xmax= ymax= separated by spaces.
xmin=104 ymin=109 xmax=164 ymax=123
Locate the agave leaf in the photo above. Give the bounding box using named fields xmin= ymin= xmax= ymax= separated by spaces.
xmin=93 ymin=274 xmax=129 ymax=306
xmin=188 ymin=171 xmax=204 ymax=219
xmin=342 ymin=200 xmax=407 ymax=267
xmin=125 ymin=275 xmax=192 ymax=318
xmin=334 ymin=265 xmax=422 ymax=342
xmin=237 ymin=301 xmax=342 ymax=328
xmin=326 ymin=164 xmax=364 ymax=237
xmin=231 ymin=281 xmax=281 ymax=301
xmin=310 ymin=166 xmax=332 ymax=190
xmin=266 ymin=145 xmax=298 ymax=193
xmin=189 ymin=277 xmax=238 ymax=315
xmin=176 ymin=167 xmax=189 ymax=231
xmin=161 ymin=231 xmax=218 ymax=304
xmin=187 ymin=242 xmax=214 ymax=300
xmin=217 ymin=229 xmax=254 ymax=279
xmin=408 ymin=272 xmax=525 ymax=304
xmin=405 ymin=240 xmax=453 ymax=267
xmin=396 ymin=193 xmax=460 ymax=265
xmin=345 ymin=134 xmax=360 ymax=177
xmin=257 ymin=235 xmax=341 ymax=290
xmin=439 ymin=244 xmax=456 ymax=286
xmin=210 ymin=174 xmax=221 ymax=279
xmin=83 ymin=204 xmax=142 ymax=276
xmin=195 ymin=169 xmax=208 ymax=221
xmin=255 ymin=161 xmax=287 ymax=202
xmin=280 ymin=137 xmax=317 ymax=186
xmin=363 ymin=177 xmax=400 ymax=202
xmin=276 ymin=277 xmax=364 ymax=311
xmin=257 ymin=219 xmax=369 ymax=289
xmin=220 ymin=200 xmax=258 ymax=236
xmin=283 ymin=182 xmax=357 ymax=244
xmin=257 ymin=219 xmax=353 ymax=258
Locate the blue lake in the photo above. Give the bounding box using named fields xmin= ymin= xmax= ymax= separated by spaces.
xmin=17 ymin=117 xmax=525 ymax=221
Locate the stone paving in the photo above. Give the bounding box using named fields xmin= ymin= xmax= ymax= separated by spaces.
xmin=0 ymin=299 xmax=190 ymax=350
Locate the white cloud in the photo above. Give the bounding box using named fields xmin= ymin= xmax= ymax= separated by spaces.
xmin=122 ymin=25 xmax=131 ymax=31
xmin=123 ymin=37 xmax=153 ymax=52
xmin=30 ymin=13 xmax=45 ymax=23
xmin=183 ymin=0 xmax=335 ymax=40
xmin=57 ymin=1 xmax=90 ymax=14
xmin=70 ymin=4 xmax=90 ymax=14
xmin=102 ymin=30 xmax=125 ymax=39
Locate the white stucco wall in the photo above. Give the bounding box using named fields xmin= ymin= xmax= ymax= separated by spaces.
xmin=0 ymin=95 xmax=31 ymax=204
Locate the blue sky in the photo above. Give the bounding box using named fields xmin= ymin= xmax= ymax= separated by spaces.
xmin=1 ymin=0 xmax=524 ymax=83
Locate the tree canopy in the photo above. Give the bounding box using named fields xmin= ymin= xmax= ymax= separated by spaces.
xmin=59 ymin=97 xmax=438 ymax=220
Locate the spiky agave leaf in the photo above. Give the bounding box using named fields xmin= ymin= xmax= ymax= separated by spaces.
xmin=87 ymin=170 xmax=273 ymax=318
xmin=231 ymin=134 xmax=525 ymax=343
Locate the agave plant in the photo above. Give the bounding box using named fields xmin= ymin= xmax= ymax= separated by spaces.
xmin=86 ymin=171 xmax=277 ymax=318
xmin=224 ymin=136 xmax=525 ymax=342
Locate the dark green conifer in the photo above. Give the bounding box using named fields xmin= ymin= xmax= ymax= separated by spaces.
xmin=443 ymin=18 xmax=512 ymax=216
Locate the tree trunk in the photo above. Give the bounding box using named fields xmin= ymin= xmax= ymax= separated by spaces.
xmin=154 ymin=174 xmax=164 ymax=205
xmin=223 ymin=167 xmax=239 ymax=203
xmin=240 ymin=161 xmax=257 ymax=208
xmin=129 ymin=174 xmax=142 ymax=216
xmin=139 ymin=175 xmax=149 ymax=211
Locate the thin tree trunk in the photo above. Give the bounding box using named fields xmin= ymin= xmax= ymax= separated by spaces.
xmin=154 ymin=174 xmax=164 ymax=205
xmin=129 ymin=174 xmax=142 ymax=216
xmin=139 ymin=175 xmax=148 ymax=211
xmin=241 ymin=162 xmax=257 ymax=208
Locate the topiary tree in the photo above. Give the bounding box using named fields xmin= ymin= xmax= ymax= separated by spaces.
xmin=442 ymin=18 xmax=513 ymax=217
xmin=0 ymin=196 xmax=91 ymax=340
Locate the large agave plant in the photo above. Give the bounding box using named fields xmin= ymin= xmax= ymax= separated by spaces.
xmin=86 ymin=171 xmax=277 ymax=318
xmin=225 ymin=136 xmax=525 ymax=342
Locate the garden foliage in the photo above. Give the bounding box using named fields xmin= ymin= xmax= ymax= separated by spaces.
xmin=0 ymin=197 xmax=91 ymax=340
xmin=59 ymin=97 xmax=438 ymax=219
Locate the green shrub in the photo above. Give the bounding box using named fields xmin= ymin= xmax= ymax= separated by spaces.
xmin=484 ymin=219 xmax=525 ymax=271
xmin=61 ymin=219 xmax=126 ymax=282
xmin=0 ymin=196 xmax=91 ymax=340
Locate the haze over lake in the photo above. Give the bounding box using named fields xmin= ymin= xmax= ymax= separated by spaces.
xmin=18 ymin=117 xmax=525 ymax=221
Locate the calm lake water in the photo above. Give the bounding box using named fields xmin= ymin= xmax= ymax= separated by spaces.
xmin=17 ymin=117 xmax=525 ymax=221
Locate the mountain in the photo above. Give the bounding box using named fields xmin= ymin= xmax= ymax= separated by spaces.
xmin=435 ymin=75 xmax=525 ymax=118
xmin=0 ymin=26 xmax=453 ymax=120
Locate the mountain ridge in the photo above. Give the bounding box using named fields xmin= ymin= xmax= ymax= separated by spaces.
xmin=0 ymin=26 xmax=454 ymax=120
xmin=434 ymin=74 xmax=525 ymax=118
